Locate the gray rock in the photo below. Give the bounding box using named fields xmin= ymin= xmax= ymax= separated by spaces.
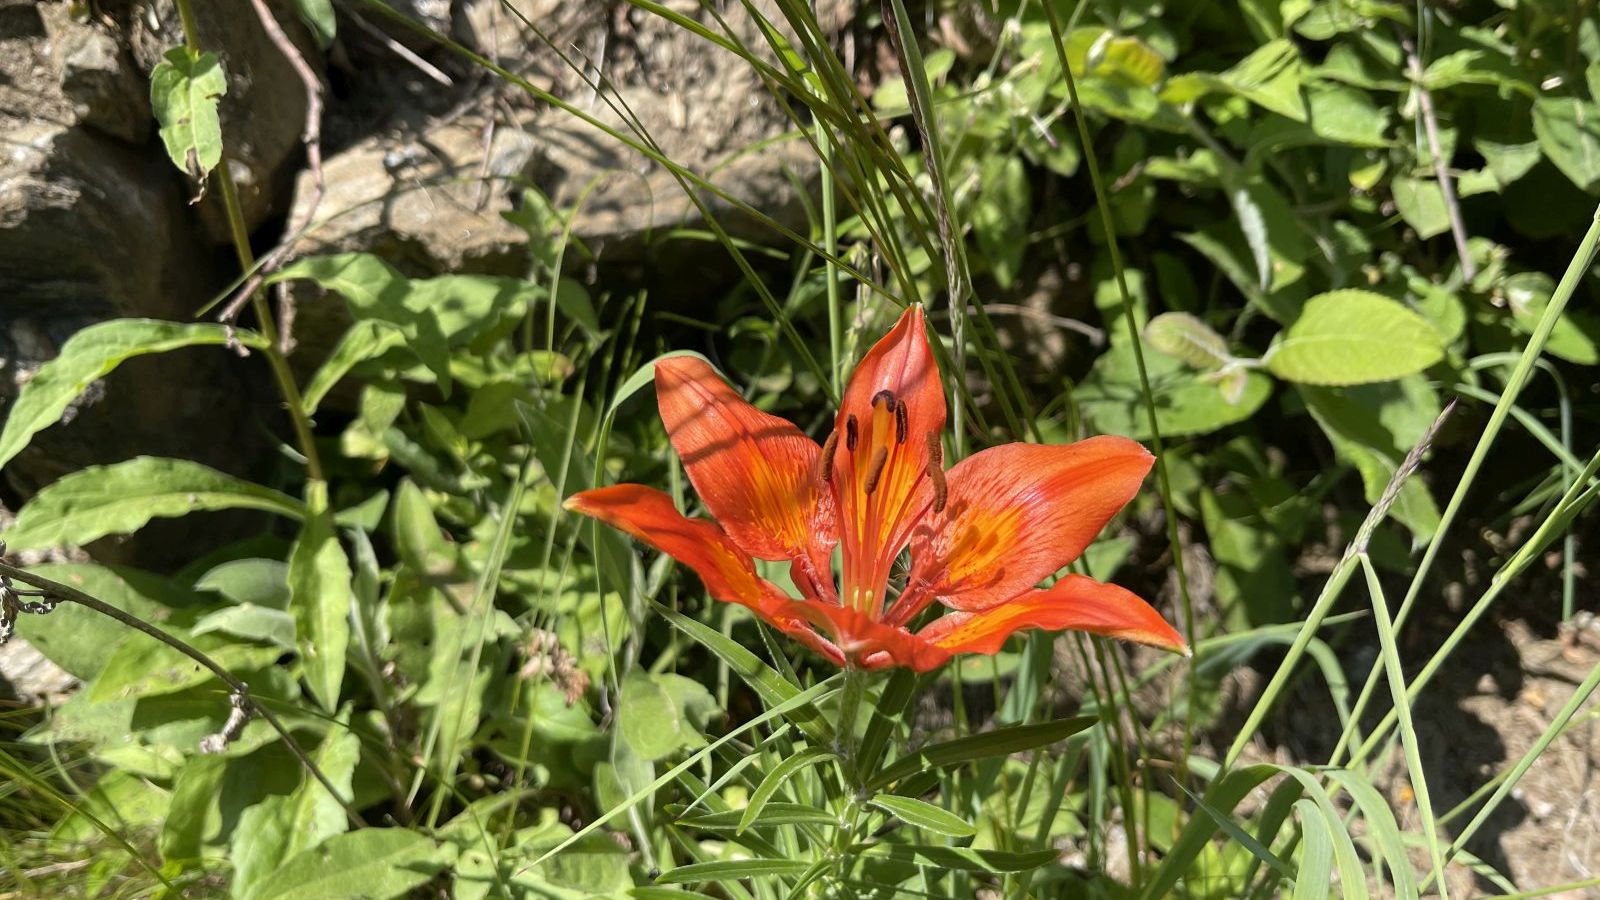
xmin=39 ymin=4 xmax=150 ymax=144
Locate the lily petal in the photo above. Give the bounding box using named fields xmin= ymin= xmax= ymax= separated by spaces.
xmin=564 ymin=484 xmax=842 ymax=663
xmin=655 ymin=356 xmax=836 ymax=585
xmin=916 ymin=574 xmax=1187 ymax=656
xmin=898 ymin=436 xmax=1153 ymax=620
xmin=830 ymin=305 xmax=946 ymax=613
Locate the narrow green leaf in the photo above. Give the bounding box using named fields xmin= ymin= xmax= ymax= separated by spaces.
xmin=289 ymin=482 xmax=353 ymax=711
xmin=3 ymin=457 xmax=304 ymax=551
xmin=654 ymin=602 xmax=833 ymax=745
xmin=1291 ymin=798 xmax=1333 ymax=900
xmin=0 ymin=320 xmax=261 ymax=471
xmin=675 ymin=802 xmax=837 ymax=830
xmin=653 ymin=859 xmax=810 ymax=884
xmin=190 ymin=604 xmax=296 ymax=650
xmin=868 ymin=795 xmax=976 ymax=838
xmin=1266 ymin=290 xmax=1444 ymax=385
xmin=738 ymin=747 xmax=836 ymax=834
xmin=150 ymin=48 xmax=227 ymax=180
xmin=867 ymin=716 xmax=1095 ymax=791
xmin=850 ymin=842 xmax=1059 ymax=873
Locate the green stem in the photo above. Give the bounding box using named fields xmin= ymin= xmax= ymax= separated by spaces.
xmin=1046 ymin=0 xmax=1199 ymax=789
xmin=214 ymin=165 xmax=325 ymax=482
xmin=172 ymin=0 xmax=325 ymax=483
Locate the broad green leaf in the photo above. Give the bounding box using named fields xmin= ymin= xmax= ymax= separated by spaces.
xmin=271 ymin=253 xmax=536 ymax=396
xmin=1144 ymin=313 xmax=1233 ymax=371
xmin=653 ymin=859 xmax=811 ymax=884
xmin=232 ymin=797 xmax=292 ymax=898
xmin=1391 ymin=176 xmax=1451 ymax=239
xmin=1078 ymin=340 xmax=1273 ymax=441
xmin=196 ymin=559 xmax=291 ymax=609
xmin=390 ymin=479 xmax=456 ymax=578
xmin=739 ymin=747 xmax=837 ymax=833
xmin=1305 ymin=81 xmax=1390 ymax=148
xmin=869 ymin=795 xmax=977 ymax=838
xmin=1222 ymin=39 xmax=1307 ymax=121
xmin=0 ymin=320 xmax=258 ymax=471
xmin=618 ymin=670 xmax=682 ymax=761
xmin=1201 ymin=487 xmax=1296 ymax=628
xmin=161 ymin=754 xmax=228 ymax=862
xmin=618 ymin=671 xmax=719 ymax=762
xmin=851 ymin=842 xmax=1059 ymax=873
xmin=292 ymin=0 xmax=336 ymax=46
xmin=150 ymin=48 xmax=227 ymax=180
xmin=14 ymin=564 xmax=180 ymax=679
xmin=1533 ymin=95 xmax=1600 ymax=193
xmin=1504 ymin=271 xmax=1600 ymax=364
xmin=1265 ymin=290 xmax=1444 ymax=385
xmin=191 ymin=604 xmax=296 ymax=650
xmin=282 ymin=727 xmax=360 ymax=861
xmin=867 ymin=716 xmax=1095 ymax=791
xmin=289 ymin=482 xmax=353 ymax=711
xmin=1301 ymin=377 xmax=1442 ymax=538
xmin=3 ymin=457 xmax=303 ymax=552
xmin=245 ymin=828 xmax=443 ymax=900
xmin=973 ymin=155 xmax=1029 ymax=288
xmin=86 ymin=629 xmax=280 ymax=703
xmin=302 ymin=321 xmax=407 ymax=415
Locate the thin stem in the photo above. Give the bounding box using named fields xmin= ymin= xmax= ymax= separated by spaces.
xmin=1046 ymin=0 xmax=1199 ymax=783
xmin=0 ymin=561 xmax=362 ymax=828
xmin=171 ymin=0 xmax=325 ymax=483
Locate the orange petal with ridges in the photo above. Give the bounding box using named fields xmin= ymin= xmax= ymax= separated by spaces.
xmin=830 ymin=305 xmax=945 ymax=611
xmin=900 ymin=436 xmax=1153 ymax=619
xmin=916 ymin=574 xmax=1187 ymax=656
xmin=655 ymin=356 xmax=835 ymax=570
xmin=564 ymin=484 xmax=842 ymax=663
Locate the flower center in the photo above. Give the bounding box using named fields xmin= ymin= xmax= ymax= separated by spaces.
xmin=818 ymin=389 xmax=943 ymax=619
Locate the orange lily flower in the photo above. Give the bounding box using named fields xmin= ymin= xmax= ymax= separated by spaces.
xmin=565 ymin=306 xmax=1187 ymax=671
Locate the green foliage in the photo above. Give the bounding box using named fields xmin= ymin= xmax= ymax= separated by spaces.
xmin=149 ymin=49 xmax=228 ymax=182
xmin=6 ymin=2 xmax=1599 ymax=899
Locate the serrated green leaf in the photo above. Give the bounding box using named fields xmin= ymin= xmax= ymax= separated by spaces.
xmin=150 ymin=48 xmax=227 ymax=180
xmin=0 ymin=320 xmax=260 ymax=472
xmin=869 ymin=795 xmax=977 ymax=838
xmin=3 ymin=457 xmax=304 ymax=552
xmin=1265 ymin=290 xmax=1444 ymax=385
xmin=1145 ymin=313 xmax=1233 ymax=371
xmin=244 ymin=828 xmax=443 ymax=900
xmin=868 ymin=716 xmax=1095 ymax=791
